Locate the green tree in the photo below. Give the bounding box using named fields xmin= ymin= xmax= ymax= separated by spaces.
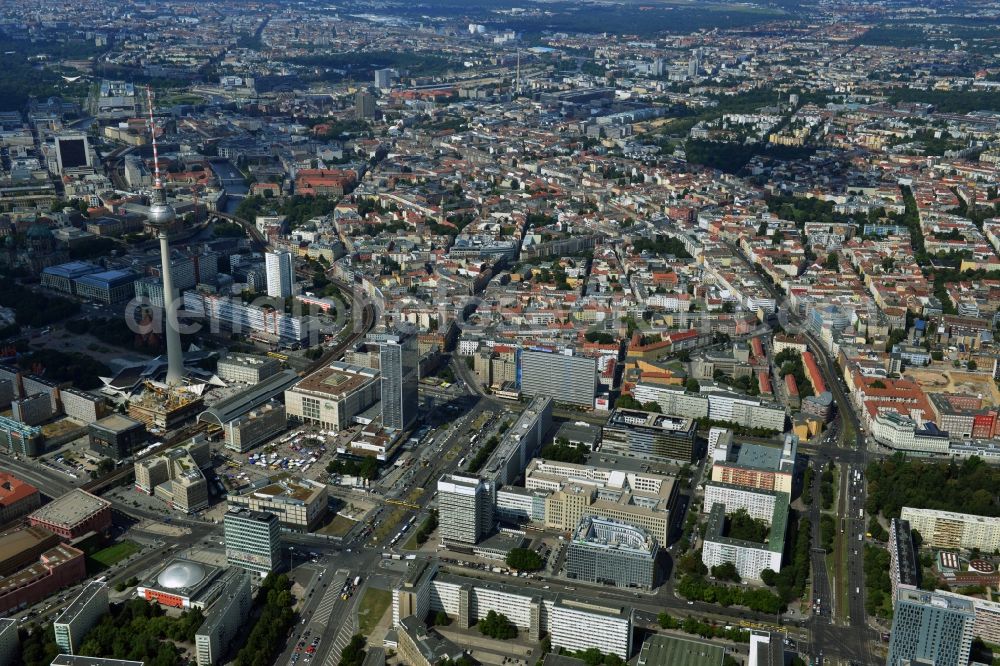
xmin=506 ymin=548 xmax=544 ymax=571
xmin=711 ymin=561 xmax=741 ymax=582
xmin=338 ymin=635 xmax=367 ymax=666
xmin=477 ymin=610 xmax=517 ymax=639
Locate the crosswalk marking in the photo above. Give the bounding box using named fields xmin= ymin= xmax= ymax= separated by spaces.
xmin=324 ymin=611 xmax=358 ymax=666
xmin=311 ymin=569 xmax=349 ymax=628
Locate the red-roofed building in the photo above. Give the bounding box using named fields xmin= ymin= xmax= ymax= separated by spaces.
xmin=668 ymin=329 xmax=700 ymax=348
xmin=785 ymin=374 xmax=800 ymax=409
xmin=757 ymin=370 xmax=772 ymax=395
xmin=0 ymin=473 xmax=40 ymax=525
xmin=295 ymin=169 xmax=357 ymax=197
xmin=801 ymin=351 xmax=827 ymax=395
xmin=854 ymin=371 xmax=935 ymax=428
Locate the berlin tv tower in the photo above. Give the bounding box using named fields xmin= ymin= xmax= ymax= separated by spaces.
xmin=146 ymin=87 xmax=185 ymax=386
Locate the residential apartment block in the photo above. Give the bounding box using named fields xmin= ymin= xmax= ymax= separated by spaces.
xmin=54 ymin=581 xmax=108 ymax=654
xmin=900 ymin=507 xmax=1000 ymax=552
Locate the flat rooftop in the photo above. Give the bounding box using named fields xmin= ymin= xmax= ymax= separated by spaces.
xmin=91 ymin=413 xmax=144 ymax=433
xmin=733 ymin=443 xmax=783 ymax=471
xmin=0 ymin=545 xmax=83 ymax=596
xmin=637 ymin=633 xmax=725 ymax=666
xmin=902 ymin=506 xmax=1000 ymax=524
xmin=291 ymin=362 xmax=378 ymax=398
xmin=0 ymin=525 xmax=59 ymax=563
xmin=55 ymin=581 xmax=106 ymax=626
xmin=29 ymin=490 xmax=110 ymax=530
xmin=51 ymin=656 xmax=145 ymax=666
xmin=607 ymin=408 xmax=695 ymax=432
xmin=239 ymin=475 xmax=324 ymax=504
xmin=219 ymin=353 xmax=280 ymax=369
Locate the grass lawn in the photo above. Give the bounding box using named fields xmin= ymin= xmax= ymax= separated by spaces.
xmin=318 ymin=514 xmax=357 ymax=537
xmin=356 ymin=587 xmax=392 ymax=637
xmin=402 ymin=533 xmax=420 ymax=551
xmin=88 ymin=540 xmax=141 ymax=571
xmin=373 ymin=507 xmax=407 ymax=543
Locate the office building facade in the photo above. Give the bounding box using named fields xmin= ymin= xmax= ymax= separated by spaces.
xmin=284 ymin=361 xmax=380 ymax=431
xmin=54 ymin=581 xmax=108 ymax=654
xmin=437 ymin=474 xmax=495 ymax=545
xmin=887 ymin=588 xmax=974 ymax=666
xmin=564 ymin=517 xmax=658 ymax=589
xmin=370 ymin=331 xmax=418 ymax=431
xmin=602 ymin=409 xmax=697 ymax=463
xmin=525 ymin=458 xmax=677 ymax=545
xmin=224 ymin=508 xmax=281 ymax=575
xmin=88 ymin=414 xmax=147 ymax=460
xmin=520 ymin=350 xmax=597 ymax=408
xmin=223 ymin=401 xmax=286 ymax=453
xmin=217 ymin=354 xmax=282 ymax=384
xmin=227 ymin=475 xmax=328 ymax=532
xmin=355 ymin=90 xmax=376 ymax=119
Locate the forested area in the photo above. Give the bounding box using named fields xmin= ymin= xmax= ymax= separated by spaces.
xmin=77 ymin=599 xmax=204 ymax=666
xmin=865 ymin=455 xmax=1000 ymax=518
xmin=234 ymin=573 xmax=295 ymax=666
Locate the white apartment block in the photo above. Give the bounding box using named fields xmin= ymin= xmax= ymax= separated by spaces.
xmin=704 ymin=482 xmax=780 ymax=522
xmin=194 ymin=571 xmax=252 ymax=666
xmin=395 ymin=561 xmax=633 ymax=659
xmin=900 ymin=507 xmax=1000 ymax=552
xmin=702 ymin=537 xmax=783 ymax=582
xmin=705 ymin=391 xmax=786 ymax=431
xmin=545 ymin=600 xmax=632 ymax=659
xmin=631 ymin=383 xmax=709 ymax=420
xmin=54 ymin=581 xmax=108 ymax=655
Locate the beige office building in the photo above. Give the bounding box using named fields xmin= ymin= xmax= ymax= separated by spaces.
xmin=284 ymin=362 xmax=379 ymax=431
xmin=524 ymin=459 xmax=677 ymax=544
xmin=228 ymin=475 xmax=328 ymax=532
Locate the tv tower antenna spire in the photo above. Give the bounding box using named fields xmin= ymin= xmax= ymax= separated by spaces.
xmin=146 ymin=86 xmax=163 ymax=188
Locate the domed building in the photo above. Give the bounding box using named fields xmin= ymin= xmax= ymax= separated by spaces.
xmin=157 ymin=560 xmax=207 ymax=589
xmin=25 ymin=223 xmax=56 ymax=253
xmin=137 ymin=557 xmax=222 ymax=608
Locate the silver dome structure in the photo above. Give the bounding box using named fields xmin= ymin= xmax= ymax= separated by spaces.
xmin=156 ymin=561 xmax=206 ymax=589
xmin=147 ymin=197 xmax=176 ymax=227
